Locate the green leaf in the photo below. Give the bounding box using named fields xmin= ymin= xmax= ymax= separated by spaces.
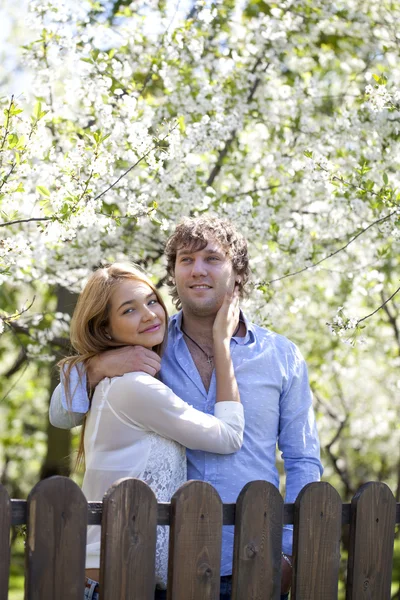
xmin=177 ymin=115 xmax=186 ymax=134
xmin=32 ymin=101 xmax=42 ymax=120
xmin=304 ymin=150 xmax=313 ymax=159
xmin=36 ymin=185 xmax=51 ymax=198
xmin=8 ymin=133 xmax=19 ymax=148
xmin=372 ymin=73 xmax=380 ymax=83
xmin=383 ymin=173 xmax=388 ymax=185
xmin=91 ymin=49 xmax=100 ymax=62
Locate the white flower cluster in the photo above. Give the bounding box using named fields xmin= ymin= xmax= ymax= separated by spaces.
xmin=327 ymin=307 xmax=366 ymax=346
xmin=365 ymin=84 xmax=400 ymax=112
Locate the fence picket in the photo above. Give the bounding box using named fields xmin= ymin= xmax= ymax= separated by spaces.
xmin=167 ymin=480 xmax=222 ymax=600
xmin=346 ymin=481 xmax=396 ymax=600
xmin=99 ymin=477 xmax=157 ymax=600
xmin=231 ymin=480 xmax=283 ymax=600
xmin=25 ymin=476 xmax=87 ymax=600
xmin=0 ymin=485 xmax=11 ymax=600
xmin=291 ymin=482 xmax=342 ymax=600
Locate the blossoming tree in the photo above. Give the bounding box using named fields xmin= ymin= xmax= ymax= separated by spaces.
xmin=1 ymin=0 xmax=399 ymax=500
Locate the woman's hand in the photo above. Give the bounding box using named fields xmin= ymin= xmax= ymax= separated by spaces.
xmin=212 ymin=286 xmax=240 ymax=344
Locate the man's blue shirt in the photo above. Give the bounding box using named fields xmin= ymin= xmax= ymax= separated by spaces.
xmin=60 ymin=311 xmax=323 ymax=573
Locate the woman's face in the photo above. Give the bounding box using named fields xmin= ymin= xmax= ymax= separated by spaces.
xmin=106 ymin=279 xmax=166 ymax=349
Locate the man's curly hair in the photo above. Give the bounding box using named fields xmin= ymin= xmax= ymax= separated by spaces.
xmin=165 ymin=216 xmax=250 ymax=309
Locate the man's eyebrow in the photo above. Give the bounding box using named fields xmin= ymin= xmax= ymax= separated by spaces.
xmin=177 ymin=247 xmax=224 ymax=255
xmin=118 ymin=292 xmax=155 ymax=310
xmin=204 ymin=248 xmax=224 ymax=255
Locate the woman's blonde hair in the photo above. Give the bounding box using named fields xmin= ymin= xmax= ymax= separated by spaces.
xmin=59 ymin=262 xmax=168 ymax=468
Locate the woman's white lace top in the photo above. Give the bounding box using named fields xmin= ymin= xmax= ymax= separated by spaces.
xmin=82 ymin=372 xmax=244 ymax=588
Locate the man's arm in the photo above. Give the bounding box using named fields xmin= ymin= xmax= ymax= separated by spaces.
xmin=86 ymin=346 xmax=162 ymax=389
xmin=49 ymin=384 xmax=85 ymax=428
xmin=49 ymin=346 xmax=162 ymax=429
xmin=278 ymin=343 xmax=323 ymax=593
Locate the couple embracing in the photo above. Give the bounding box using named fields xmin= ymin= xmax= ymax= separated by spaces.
xmin=50 ymin=215 xmax=323 ymax=600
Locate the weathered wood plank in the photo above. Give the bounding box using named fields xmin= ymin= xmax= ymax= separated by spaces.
xmin=25 ymin=476 xmax=87 ymax=600
xmin=346 ymin=482 xmax=396 ymax=600
xmin=100 ymin=477 xmax=157 ymax=600
xmin=0 ymin=485 xmax=11 ymax=600
xmin=291 ymin=482 xmax=342 ymax=600
xmin=231 ymin=480 xmax=283 ymax=600
xmin=167 ymin=480 xmax=223 ymax=600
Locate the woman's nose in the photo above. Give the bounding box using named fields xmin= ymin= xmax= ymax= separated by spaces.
xmin=142 ymin=305 xmax=156 ymax=320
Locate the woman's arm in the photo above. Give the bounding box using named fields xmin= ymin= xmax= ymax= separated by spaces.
xmin=106 ymin=372 xmax=244 ymax=453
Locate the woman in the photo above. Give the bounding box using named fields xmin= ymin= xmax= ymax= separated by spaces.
xmin=59 ymin=263 xmax=244 ymax=600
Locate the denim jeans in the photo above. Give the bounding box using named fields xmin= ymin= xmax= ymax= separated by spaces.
xmin=84 ymin=577 xmax=99 ymax=600
xmin=154 ymin=577 xmax=290 ymax=600
xmin=220 ymin=576 xmax=289 ymax=599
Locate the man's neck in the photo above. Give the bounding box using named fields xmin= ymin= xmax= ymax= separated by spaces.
xmin=181 ymin=312 xmax=215 ymax=345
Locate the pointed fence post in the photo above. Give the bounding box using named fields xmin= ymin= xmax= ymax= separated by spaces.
xmin=167 ymin=481 xmax=223 ymax=600
xmin=231 ymin=480 xmax=283 ymax=600
xmin=346 ymin=482 xmax=396 ymax=600
xmin=100 ymin=478 xmax=157 ymax=600
xmin=25 ymin=476 xmax=87 ymax=600
xmin=0 ymin=484 xmax=11 ymax=600
xmin=291 ymin=482 xmax=342 ymax=600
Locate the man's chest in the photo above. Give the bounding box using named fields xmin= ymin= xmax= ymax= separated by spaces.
xmin=162 ymin=351 xmax=282 ymax=426
xmin=185 ymin=344 xmax=213 ymax=391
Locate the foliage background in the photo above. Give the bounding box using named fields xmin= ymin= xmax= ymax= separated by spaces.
xmin=0 ymin=0 xmax=399 ymax=596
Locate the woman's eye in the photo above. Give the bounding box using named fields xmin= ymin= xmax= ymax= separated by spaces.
xmin=148 ymin=299 xmax=158 ymax=306
xmin=123 ymin=308 xmax=134 ymax=314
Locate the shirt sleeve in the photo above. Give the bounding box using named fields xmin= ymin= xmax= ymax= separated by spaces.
xmin=105 ymin=372 xmax=245 ymax=454
xmin=278 ymin=343 xmax=323 ymax=555
xmin=49 ymin=383 xmax=85 ymax=429
xmin=60 ymin=363 xmax=90 ymax=412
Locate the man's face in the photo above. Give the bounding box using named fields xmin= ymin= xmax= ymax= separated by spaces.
xmin=174 ymin=238 xmax=237 ymax=318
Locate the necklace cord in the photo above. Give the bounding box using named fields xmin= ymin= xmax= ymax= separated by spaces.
xmin=181 ymin=321 xmax=241 ymax=363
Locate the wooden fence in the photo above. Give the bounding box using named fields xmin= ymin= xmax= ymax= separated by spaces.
xmin=2 ymin=477 xmax=400 ymax=599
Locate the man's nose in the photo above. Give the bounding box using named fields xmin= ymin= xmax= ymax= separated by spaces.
xmin=191 ymin=258 xmax=207 ymax=276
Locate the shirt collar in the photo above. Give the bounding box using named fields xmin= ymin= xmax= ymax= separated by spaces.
xmin=170 ymin=310 xmax=255 ymax=345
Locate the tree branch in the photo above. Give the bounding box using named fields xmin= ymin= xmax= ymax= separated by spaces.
xmin=93 ymin=125 xmax=177 ymax=203
xmin=379 ymin=289 xmax=400 ymax=350
xmin=0 ymin=216 xmax=53 ymax=228
xmin=7 ymin=322 xmax=70 ymax=349
xmin=0 ymin=96 xmax=14 ymax=169
xmin=357 ymin=283 xmax=400 ymax=325
xmin=4 ymin=349 xmax=27 ymax=378
xmin=206 ymin=58 xmax=270 ymax=187
xmin=266 ymin=209 xmax=398 ymax=285
xmin=314 ymin=390 xmax=353 ymax=497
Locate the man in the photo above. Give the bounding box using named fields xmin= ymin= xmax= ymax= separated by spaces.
xmin=50 ymin=216 xmax=323 ymax=600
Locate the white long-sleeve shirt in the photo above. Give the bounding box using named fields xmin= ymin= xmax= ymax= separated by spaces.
xmin=81 ymin=371 xmax=244 ymax=587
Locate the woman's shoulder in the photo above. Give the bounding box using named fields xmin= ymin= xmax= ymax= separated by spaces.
xmin=111 ymin=372 xmax=155 ymax=384
xmin=107 ymin=372 xmax=166 ymax=393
